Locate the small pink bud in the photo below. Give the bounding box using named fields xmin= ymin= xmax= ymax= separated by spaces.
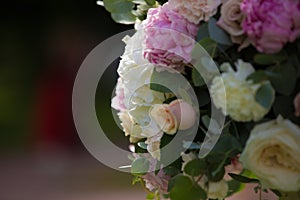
xmin=168 ymin=99 xmax=197 ymax=130
xmin=294 ymin=92 xmax=300 ymax=117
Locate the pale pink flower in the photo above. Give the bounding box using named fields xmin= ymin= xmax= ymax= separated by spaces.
xmin=241 ymin=0 xmax=300 ymax=54
xmin=143 ymin=4 xmax=199 ymax=71
xmin=168 ymin=0 xmax=221 ymax=24
xmin=111 ymin=78 xmax=126 ymax=111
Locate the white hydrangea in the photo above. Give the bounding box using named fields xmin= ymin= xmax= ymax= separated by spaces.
xmin=114 ymin=21 xmax=168 ymax=160
xmin=210 ymin=60 xmax=271 ymax=122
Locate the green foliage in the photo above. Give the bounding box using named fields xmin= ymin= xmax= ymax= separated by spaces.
xmin=184 ymin=159 xmax=206 ymax=177
xmin=131 ymin=157 xmax=150 ymax=175
xmin=169 ymin=175 xmax=207 ymax=200
xmin=103 ymin=0 xmax=134 ymax=13
xmin=208 ymin=18 xmax=233 ymax=46
xmin=254 ymin=52 xmax=287 ymax=65
xmin=255 ymin=81 xmax=275 ymax=110
xmin=111 ymin=12 xmax=136 ymax=24
xmin=226 ymin=180 xmax=244 ymax=197
xmin=192 ymin=68 xmax=206 ymax=87
xmin=267 ymin=62 xmax=298 ymax=95
xmin=228 ymin=173 xmax=259 ymax=183
xmin=102 ymin=0 xmax=157 ymax=24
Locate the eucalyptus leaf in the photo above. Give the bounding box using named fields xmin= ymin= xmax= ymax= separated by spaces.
xmin=169 ymin=175 xmax=207 ymax=200
xmin=197 ymin=23 xmax=209 ymax=41
xmin=208 ymin=18 xmax=233 ymax=46
xmin=111 ymin=12 xmax=136 ymax=24
xmin=103 ymin=0 xmax=134 ymax=13
xmin=247 ymin=70 xmax=269 ymax=83
xmin=266 ymin=63 xmax=297 ymax=95
xmin=196 ymin=38 xmax=218 ymax=58
xmin=254 ymin=53 xmax=287 ymax=65
xmin=184 ymin=159 xmax=206 ymax=177
xmin=192 ymin=68 xmax=206 ymax=87
xmin=137 ymin=142 xmax=148 ymax=149
xmin=255 ymin=81 xmax=275 ymax=110
xmin=131 ymin=157 xmax=150 ymax=175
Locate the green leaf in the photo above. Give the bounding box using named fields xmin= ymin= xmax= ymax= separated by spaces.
xmin=145 ymin=0 xmax=156 ymax=5
xmin=208 ymin=18 xmax=233 ymax=46
xmin=163 ymin=166 xmax=181 ymax=177
xmin=210 ymin=134 xmax=242 ymax=155
xmin=254 ymin=53 xmax=286 ymax=65
xmin=150 ymin=69 xmax=187 ymax=93
xmin=266 ymin=63 xmax=297 ymax=95
xmin=169 ymin=175 xmax=207 ymax=200
xmin=196 ymin=23 xmax=209 ymax=41
xmin=184 ymin=159 xmax=206 ymax=177
xmin=228 ymin=173 xmax=259 ymax=183
xmin=111 ymin=12 xmax=136 ymax=24
xmin=131 ymin=158 xmax=150 ymax=175
xmin=192 ymin=68 xmax=206 ymax=87
xmin=227 ymin=180 xmax=244 ymax=197
xmin=197 ymin=38 xmax=218 ymax=58
xmin=255 ymin=81 xmax=275 ymax=110
xmin=247 ymin=70 xmax=269 ymax=83
xmin=103 ymin=0 xmax=134 ymax=13
xmin=137 ymin=142 xmax=148 ymax=149
xmin=208 ymin=164 xmax=226 ymax=182
xmin=146 ymin=193 xmax=155 ymax=200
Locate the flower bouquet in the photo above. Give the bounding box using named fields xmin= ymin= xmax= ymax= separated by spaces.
xmin=99 ymin=0 xmax=300 ymax=199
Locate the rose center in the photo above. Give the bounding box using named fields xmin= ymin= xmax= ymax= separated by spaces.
xmin=261 ymin=145 xmax=299 ymax=171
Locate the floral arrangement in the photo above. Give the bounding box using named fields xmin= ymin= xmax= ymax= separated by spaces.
xmin=100 ymin=0 xmax=300 ymax=199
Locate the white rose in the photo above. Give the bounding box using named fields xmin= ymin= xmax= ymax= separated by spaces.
xmin=240 ymin=116 xmax=300 ymax=192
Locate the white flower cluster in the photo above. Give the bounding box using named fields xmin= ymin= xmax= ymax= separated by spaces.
xmin=112 ymin=22 xmax=197 ymax=160
xmin=210 ymin=60 xmax=272 ymax=122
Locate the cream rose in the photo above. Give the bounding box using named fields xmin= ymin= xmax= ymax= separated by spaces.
xmin=240 ymin=116 xmax=300 ymax=192
xmin=168 ymin=99 xmax=197 ymax=130
xmin=118 ymin=111 xmax=142 ymax=143
xmin=149 ymin=104 xmax=178 ymax=135
xmin=149 ymin=100 xmax=197 ymax=134
xmin=217 ymin=0 xmax=250 ymax=50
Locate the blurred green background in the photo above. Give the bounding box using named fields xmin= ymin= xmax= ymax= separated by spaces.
xmin=0 ymin=1 xmax=145 ymax=199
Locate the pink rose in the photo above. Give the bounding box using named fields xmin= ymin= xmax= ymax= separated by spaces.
xmin=141 ymin=158 xmax=170 ymax=194
xmin=143 ymin=4 xmax=199 ymax=71
xmin=217 ymin=0 xmax=250 ymax=50
xmin=241 ymin=0 xmax=300 ymax=54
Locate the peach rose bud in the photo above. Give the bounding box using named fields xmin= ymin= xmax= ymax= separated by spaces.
xmin=168 ymin=99 xmax=197 ymax=130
